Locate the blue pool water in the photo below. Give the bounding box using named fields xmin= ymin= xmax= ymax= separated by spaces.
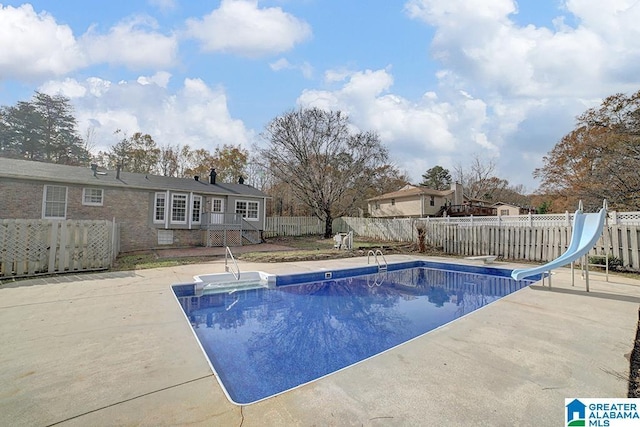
xmin=172 ymin=262 xmax=536 ymax=404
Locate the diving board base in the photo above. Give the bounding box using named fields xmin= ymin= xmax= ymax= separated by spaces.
xmin=465 ymin=255 xmax=497 ymax=264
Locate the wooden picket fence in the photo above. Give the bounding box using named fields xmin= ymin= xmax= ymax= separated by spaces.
xmin=0 ymin=219 xmax=119 ymax=279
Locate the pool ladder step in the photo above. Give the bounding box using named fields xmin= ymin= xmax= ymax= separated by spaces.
xmin=367 ymin=249 xmax=388 ymax=272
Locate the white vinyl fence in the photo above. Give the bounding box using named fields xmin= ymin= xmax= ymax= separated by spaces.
xmin=266 ymin=213 xmax=640 ymax=270
xmin=340 ymin=215 xmax=640 ymax=269
xmin=0 ymin=219 xmax=119 ymax=279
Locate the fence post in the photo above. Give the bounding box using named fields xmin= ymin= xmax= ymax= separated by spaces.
xmin=565 ymin=211 xmax=570 ymax=226
xmin=528 ymin=212 xmax=533 ymax=228
xmin=111 ymin=217 xmax=117 ymax=265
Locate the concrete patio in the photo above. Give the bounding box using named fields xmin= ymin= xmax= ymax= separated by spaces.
xmin=1 ymin=255 xmax=638 ymax=426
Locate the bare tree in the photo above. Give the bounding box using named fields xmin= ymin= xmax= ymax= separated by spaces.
xmin=454 ymin=155 xmax=500 ymax=200
xmin=259 ymin=107 xmax=391 ymax=237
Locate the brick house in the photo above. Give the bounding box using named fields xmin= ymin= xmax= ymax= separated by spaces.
xmin=0 ymin=158 xmax=268 ymax=252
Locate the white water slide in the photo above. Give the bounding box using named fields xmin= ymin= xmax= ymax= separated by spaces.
xmin=511 ymin=201 xmax=607 ymax=281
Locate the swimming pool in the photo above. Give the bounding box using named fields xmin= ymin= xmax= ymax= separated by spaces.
xmin=172 ymin=261 xmax=537 ymax=405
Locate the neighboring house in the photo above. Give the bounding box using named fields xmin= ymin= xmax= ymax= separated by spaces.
xmin=492 ymin=202 xmax=529 ymax=216
xmin=368 ymin=182 xmax=465 ymax=218
xmin=0 ymin=158 xmax=268 ymax=252
xmin=368 ymin=182 xmax=504 ymax=218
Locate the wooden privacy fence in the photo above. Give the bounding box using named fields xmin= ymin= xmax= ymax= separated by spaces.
xmin=0 ymin=219 xmax=119 ymax=279
xmin=264 ymin=216 xmax=325 ymax=237
xmin=337 ymin=217 xmax=417 ymax=241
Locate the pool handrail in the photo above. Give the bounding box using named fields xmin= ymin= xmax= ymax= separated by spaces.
xmin=225 ymin=246 xmax=240 ymax=280
xmin=367 ymin=249 xmax=388 ymax=271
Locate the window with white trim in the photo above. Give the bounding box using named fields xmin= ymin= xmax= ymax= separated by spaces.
xmin=192 ymin=195 xmax=202 ymax=224
xmin=43 ymin=185 xmax=67 ymax=219
xmin=211 ymin=198 xmax=223 ymax=212
xmin=235 ymin=200 xmax=258 ymax=220
xmin=154 ymin=193 xmax=166 ymax=223
xmin=171 ymin=193 xmax=188 ymax=224
xmin=82 ymin=188 xmax=103 ymax=206
xmin=500 ymin=209 xmax=510 ymax=216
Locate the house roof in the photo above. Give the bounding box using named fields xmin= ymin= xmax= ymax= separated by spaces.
xmin=0 ymin=157 xmax=267 ymax=198
xmin=367 ymin=185 xmax=454 ymax=202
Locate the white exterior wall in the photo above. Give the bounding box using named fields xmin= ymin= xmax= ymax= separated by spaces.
xmin=496 ymin=204 xmax=521 ymax=216
xmin=369 ymin=195 xmax=452 ymax=218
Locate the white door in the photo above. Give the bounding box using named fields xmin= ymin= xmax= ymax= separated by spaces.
xmin=210 ymin=198 xmax=224 ymax=224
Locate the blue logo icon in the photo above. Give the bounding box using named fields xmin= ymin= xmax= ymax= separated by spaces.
xmin=566 ymin=399 xmax=586 ymax=426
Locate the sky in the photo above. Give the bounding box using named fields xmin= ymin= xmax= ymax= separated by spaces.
xmin=2 ymin=0 xmax=640 ymax=192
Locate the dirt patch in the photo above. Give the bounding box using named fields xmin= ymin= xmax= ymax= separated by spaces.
xmin=236 ymin=236 xmax=446 ymax=263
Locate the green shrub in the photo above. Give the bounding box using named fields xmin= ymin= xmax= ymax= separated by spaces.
xmin=589 ymin=255 xmax=623 ymax=270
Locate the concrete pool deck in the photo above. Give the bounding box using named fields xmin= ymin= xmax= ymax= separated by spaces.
xmin=1 ymin=255 xmax=639 ymax=426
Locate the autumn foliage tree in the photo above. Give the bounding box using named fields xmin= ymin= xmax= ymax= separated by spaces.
xmin=535 ymin=90 xmax=640 ymax=211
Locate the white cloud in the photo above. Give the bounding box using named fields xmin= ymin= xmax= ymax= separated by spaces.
xmin=297 ymin=68 xmax=496 ymax=181
xmin=81 ymin=16 xmax=178 ymax=69
xmin=137 ymin=71 xmax=172 ymax=87
xmin=39 ymin=78 xmax=87 ymax=98
xmin=0 ymin=4 xmax=85 ymax=79
xmin=269 ymin=57 xmax=313 ymax=78
xmin=148 ymin=0 xmax=178 ymax=13
xmin=0 ymin=5 xmax=178 ymax=80
xmin=404 ymin=0 xmax=640 ymax=98
xmin=184 ymin=0 xmax=312 ymax=57
xmin=38 ymin=76 xmax=254 ymax=154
